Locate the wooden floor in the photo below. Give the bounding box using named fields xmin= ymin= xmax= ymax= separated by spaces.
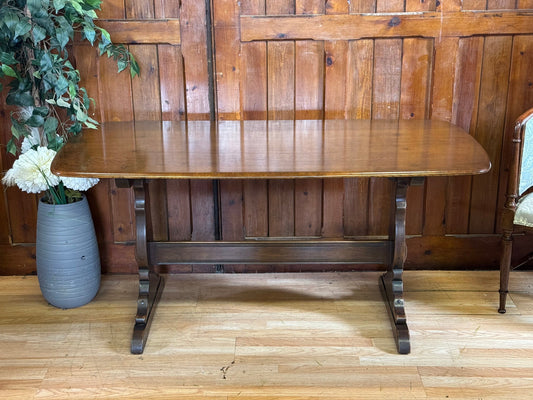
xmin=1 ymin=271 xmax=533 ymax=399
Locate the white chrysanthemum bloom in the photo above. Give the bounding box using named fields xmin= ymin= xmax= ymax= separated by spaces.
xmin=1 ymin=167 xmax=17 ymax=186
xmin=21 ymin=135 xmax=40 ymax=153
xmin=3 ymin=146 xmax=60 ymax=193
xmin=61 ymin=176 xmax=99 ymax=191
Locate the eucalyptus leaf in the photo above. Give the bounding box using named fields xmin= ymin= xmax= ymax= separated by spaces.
xmin=13 ymin=19 xmax=31 ymax=40
xmin=11 ymin=124 xmax=24 ymax=139
xmin=85 ymin=0 xmax=103 ymax=9
xmin=32 ymin=25 xmax=47 ymax=44
xmin=84 ymin=121 xmax=97 ymax=129
xmin=1 ymin=64 xmax=17 ymax=78
xmin=27 ymin=0 xmax=49 ymax=19
xmin=70 ymin=0 xmax=83 ymax=14
xmin=7 ymin=138 xmax=17 ymax=156
xmin=3 ymin=12 xmax=20 ymax=32
xmin=56 ymin=97 xmax=70 ymax=107
xmin=75 ymin=107 xmax=87 ymax=122
xmin=44 ymin=116 xmax=58 ymax=135
xmin=0 ymin=52 xmax=18 ymax=65
xmin=53 ymin=0 xmax=67 ymax=12
xmin=33 ymin=106 xmax=49 ymax=117
xmin=56 ymin=28 xmax=69 ymax=49
xmin=83 ymin=25 xmax=95 ymax=44
xmin=6 ymin=90 xmax=34 ymax=107
xmin=25 ymin=114 xmax=45 ymax=127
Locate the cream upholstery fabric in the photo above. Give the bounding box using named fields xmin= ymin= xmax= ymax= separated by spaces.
xmin=515 ymin=192 xmax=533 ymax=227
xmin=519 ymin=121 xmax=533 ymax=195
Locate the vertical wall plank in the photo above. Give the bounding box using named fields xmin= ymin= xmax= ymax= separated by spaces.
xmin=369 ymin=39 xmax=402 ymax=236
xmin=166 ymin=180 xmax=191 ymax=241
xmin=267 ymin=43 xmax=295 ymax=121
xmin=213 ymin=0 xmax=241 ymax=120
xmin=368 ymin=0 xmax=404 ymax=237
xmin=244 ymin=180 xmax=268 ymax=237
xmin=350 ymin=0 xmax=376 ymax=12
xmin=190 ymin=180 xmax=216 ymax=241
xmin=99 ymin=0 xmax=127 ymax=18
xmin=267 ymin=40 xmax=296 ymax=235
xmin=181 ymin=1 xmax=215 ymax=252
xmin=181 ymin=0 xmax=211 ymax=119
xmin=126 ymin=0 xmax=170 ymax=244
xmin=241 ymin=0 xmax=267 ymax=120
xmin=159 ymin=46 xmax=186 ymax=121
xmin=343 ymin=40 xmax=373 ymax=237
xmin=517 ymin=0 xmax=533 ymax=8
xmin=445 ymin=37 xmax=484 ymax=234
xmin=293 ymin=0 xmax=325 ymax=240
xmin=221 ymin=180 xmax=244 ymax=240
xmin=3 ymin=190 xmax=37 ymax=244
xmin=131 ymin=45 xmax=169 ymax=242
xmin=294 ymin=40 xmax=324 ymax=120
xmin=155 ymin=0 xmax=190 ymax=255
xmin=469 ymin=36 xmax=512 ymax=233
xmin=400 ymin=38 xmax=433 ymax=235
xmin=97 ymin=23 xmax=137 ymax=242
xmin=241 ymin=1 xmax=269 ymax=239
xmin=73 ymin=45 xmax=114 ymax=246
xmin=321 ymin=1 xmax=349 ymax=239
xmin=266 ymin=1 xmax=295 ymax=237
xmin=423 ymin=37 xmax=458 ymax=238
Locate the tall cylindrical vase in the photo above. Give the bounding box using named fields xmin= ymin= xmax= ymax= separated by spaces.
xmin=36 ymin=195 xmax=101 ymax=309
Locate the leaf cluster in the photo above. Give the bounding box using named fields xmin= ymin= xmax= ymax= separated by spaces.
xmin=0 ymin=0 xmax=140 ymax=155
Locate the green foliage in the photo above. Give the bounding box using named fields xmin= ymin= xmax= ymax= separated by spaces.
xmin=0 ymin=0 xmax=140 ymax=155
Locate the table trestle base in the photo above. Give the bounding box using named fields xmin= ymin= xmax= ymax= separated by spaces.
xmin=126 ymin=177 xmax=416 ymax=355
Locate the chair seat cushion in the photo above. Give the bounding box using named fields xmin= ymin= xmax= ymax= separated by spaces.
xmin=515 ymin=192 xmax=533 ymax=227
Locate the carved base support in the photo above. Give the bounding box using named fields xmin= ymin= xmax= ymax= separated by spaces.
xmin=118 ymin=179 xmax=165 ymax=354
xmin=378 ymin=177 xmax=416 ymax=354
xmin=131 ymin=269 xmax=164 ymax=354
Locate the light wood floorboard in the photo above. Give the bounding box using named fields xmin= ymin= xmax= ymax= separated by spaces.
xmin=0 ymin=271 xmax=532 ymax=399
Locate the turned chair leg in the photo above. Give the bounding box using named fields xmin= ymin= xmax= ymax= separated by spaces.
xmin=499 ymin=233 xmax=513 ymax=314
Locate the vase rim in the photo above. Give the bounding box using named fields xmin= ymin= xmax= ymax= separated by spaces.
xmin=39 ymin=194 xmax=87 ymax=207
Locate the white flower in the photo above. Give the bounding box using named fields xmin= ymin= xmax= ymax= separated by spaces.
xmin=2 ymin=146 xmax=60 ymax=193
xmin=21 ymin=135 xmax=40 ymax=153
xmin=61 ymin=176 xmax=99 ymax=191
xmin=2 ymin=167 xmax=16 ymax=186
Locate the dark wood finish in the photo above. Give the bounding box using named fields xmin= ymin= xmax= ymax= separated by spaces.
xmin=380 ymin=177 xmax=410 ymax=354
xmin=51 ymin=120 xmax=490 ymax=179
xmin=498 ymin=108 xmax=533 ymax=313
xmin=51 ymin=119 xmax=490 ymax=354
xmin=149 ymin=240 xmax=393 ymax=265
xmin=131 ymin=179 xmax=164 ymax=354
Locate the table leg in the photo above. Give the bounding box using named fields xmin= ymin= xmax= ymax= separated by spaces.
xmin=130 ymin=179 xmax=164 ymax=354
xmin=379 ymin=177 xmax=411 ymax=354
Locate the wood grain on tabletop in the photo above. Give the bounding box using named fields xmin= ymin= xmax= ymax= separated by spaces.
xmin=51 ymin=119 xmax=491 ymax=180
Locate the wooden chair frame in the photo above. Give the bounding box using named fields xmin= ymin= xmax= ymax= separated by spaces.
xmin=499 ymin=107 xmax=533 ymax=313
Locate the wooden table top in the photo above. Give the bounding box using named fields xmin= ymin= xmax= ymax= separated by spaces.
xmin=51 ymin=119 xmax=491 ymax=179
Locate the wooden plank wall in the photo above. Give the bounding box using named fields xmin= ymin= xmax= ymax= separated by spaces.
xmin=2 ymin=0 xmax=533 ymax=274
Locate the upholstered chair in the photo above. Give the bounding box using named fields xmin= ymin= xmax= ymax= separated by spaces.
xmin=499 ymin=107 xmax=533 ymax=313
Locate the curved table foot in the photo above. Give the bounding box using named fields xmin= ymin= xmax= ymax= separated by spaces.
xmin=379 ymin=273 xmax=410 ymax=354
xmin=131 ymin=271 xmax=164 ymax=354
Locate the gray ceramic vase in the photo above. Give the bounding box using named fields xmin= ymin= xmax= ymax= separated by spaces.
xmin=36 ymin=195 xmax=100 ymax=309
